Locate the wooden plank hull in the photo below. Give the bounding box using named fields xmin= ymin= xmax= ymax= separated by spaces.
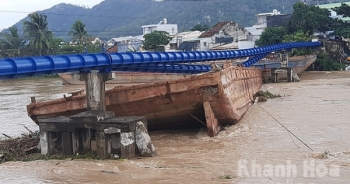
xmin=59 ymin=72 xmax=193 ymax=85
xmin=28 ymin=66 xmax=262 ymax=131
xmin=255 ymin=55 xmax=317 ymax=74
xmin=290 ymin=55 xmax=317 ymax=74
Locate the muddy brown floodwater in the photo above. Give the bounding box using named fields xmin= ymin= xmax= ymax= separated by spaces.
xmin=1 ymin=71 xmax=350 ymax=184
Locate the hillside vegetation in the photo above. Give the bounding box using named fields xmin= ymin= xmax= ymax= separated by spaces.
xmin=6 ymin=0 xmax=299 ymax=40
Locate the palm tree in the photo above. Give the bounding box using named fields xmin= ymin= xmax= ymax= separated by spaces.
xmin=69 ymin=20 xmax=88 ymax=44
xmin=23 ymin=13 xmax=53 ymax=56
xmin=0 ymin=26 xmax=26 ymax=57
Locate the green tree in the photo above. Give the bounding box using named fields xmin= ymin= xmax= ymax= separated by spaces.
xmin=69 ymin=20 xmax=88 ymax=44
xmin=314 ymin=52 xmax=346 ymax=71
xmin=143 ymin=31 xmax=171 ymax=51
xmin=329 ymin=18 xmax=350 ymax=38
xmin=334 ymin=26 xmax=350 ymax=38
xmin=287 ymin=2 xmax=333 ymax=35
xmin=0 ymin=26 xmax=26 ymax=57
xmin=86 ymin=41 xmax=102 ymax=53
xmin=255 ymin=27 xmax=287 ymax=46
xmin=58 ymin=43 xmax=83 ymax=54
xmin=283 ymin=30 xmax=316 ymax=56
xmin=50 ymin=39 xmax=102 ymax=55
xmin=332 ymin=3 xmax=350 ymax=17
xmin=23 ymin=13 xmax=53 ymax=56
xmin=50 ymin=37 xmax=66 ymax=55
xmin=190 ymin=24 xmax=210 ymax=31
xmin=283 ymin=31 xmax=312 ymax=43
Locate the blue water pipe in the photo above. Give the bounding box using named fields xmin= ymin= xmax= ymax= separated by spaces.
xmin=242 ymin=53 xmax=269 ymax=67
xmin=115 ymin=64 xmax=211 ymax=74
xmin=0 ymin=41 xmax=322 ymax=79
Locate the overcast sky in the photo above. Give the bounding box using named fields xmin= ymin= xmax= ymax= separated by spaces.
xmin=0 ymin=0 xmax=104 ymax=30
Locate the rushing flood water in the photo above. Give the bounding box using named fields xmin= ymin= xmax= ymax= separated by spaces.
xmin=1 ymin=72 xmax=350 ymax=183
xmin=0 ymin=78 xmax=82 ymax=138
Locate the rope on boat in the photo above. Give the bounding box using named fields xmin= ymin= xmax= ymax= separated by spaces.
xmin=257 ymin=103 xmax=314 ymax=152
xmin=240 ymin=73 xmax=314 ymax=152
xmin=250 ymin=85 xmax=314 ymax=152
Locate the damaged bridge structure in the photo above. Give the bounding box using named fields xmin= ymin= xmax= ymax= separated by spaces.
xmin=0 ymin=41 xmax=322 ymax=159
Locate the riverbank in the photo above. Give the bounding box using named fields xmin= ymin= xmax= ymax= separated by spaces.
xmin=1 ymin=71 xmax=350 ymax=183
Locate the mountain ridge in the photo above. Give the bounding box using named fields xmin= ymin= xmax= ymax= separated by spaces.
xmin=5 ymin=0 xmax=299 ymax=40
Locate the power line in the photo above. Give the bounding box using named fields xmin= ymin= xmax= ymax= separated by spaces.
xmin=0 ymin=32 xmax=250 ymax=41
xmin=0 ymin=27 xmax=184 ymax=33
xmin=0 ymin=30 xmax=143 ymax=34
xmin=0 ymin=29 xmax=177 ymax=32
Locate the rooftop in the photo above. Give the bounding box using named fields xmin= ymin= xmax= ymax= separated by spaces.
xmin=257 ymin=9 xmax=281 ymax=16
xmin=142 ymin=24 xmax=177 ymax=28
xmin=317 ymin=2 xmax=350 ymax=22
xmin=317 ymin=2 xmax=350 ymax=9
xmin=169 ymin=31 xmax=203 ymax=43
xmin=198 ymin=21 xmax=230 ymax=38
xmin=210 ymin=42 xmax=239 ymax=50
xmin=106 ymin=45 xmax=118 ymax=53
xmin=245 ymin=27 xmax=264 ymax=36
xmin=109 ymin=36 xmax=143 ymax=43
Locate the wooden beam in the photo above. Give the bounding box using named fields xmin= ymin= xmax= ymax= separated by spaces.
xmin=203 ymin=101 xmax=220 ymax=137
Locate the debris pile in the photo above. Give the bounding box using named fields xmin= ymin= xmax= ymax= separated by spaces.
xmin=254 ymin=90 xmax=281 ymax=102
xmin=309 ymin=150 xmax=332 ymax=159
xmin=0 ymin=127 xmax=40 ymax=163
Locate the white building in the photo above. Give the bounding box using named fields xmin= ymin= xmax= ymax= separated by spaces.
xmin=302 ymin=0 xmax=350 ymax=5
xmin=317 ymin=2 xmax=350 ymax=23
xmin=106 ymin=36 xmax=144 ymax=47
xmin=142 ymin=18 xmax=178 ymax=36
xmin=197 ymin=21 xmax=253 ymax=50
xmin=165 ymin=31 xmax=203 ymax=51
xmin=238 ymin=27 xmax=261 ymax=47
xmin=243 ymin=9 xmax=283 ymax=46
xmin=86 ymin=36 xmax=102 ymax=44
xmin=106 ymin=36 xmax=144 ymax=52
xmin=255 ymin=9 xmax=281 ymax=29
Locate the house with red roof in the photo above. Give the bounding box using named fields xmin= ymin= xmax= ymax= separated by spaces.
xmin=197 ymin=21 xmax=254 ymax=50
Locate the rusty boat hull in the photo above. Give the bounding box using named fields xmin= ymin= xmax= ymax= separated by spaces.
xmin=255 ymin=55 xmax=317 ymax=74
xmin=58 ymin=72 xmax=193 ymax=85
xmin=28 ymin=66 xmax=262 ymax=136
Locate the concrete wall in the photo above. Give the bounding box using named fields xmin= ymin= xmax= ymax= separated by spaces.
xmin=238 ymin=40 xmax=255 ymax=49
xmin=220 ymin=22 xmax=250 ymax=41
xmin=117 ymin=41 xmax=142 ymax=52
xmin=199 ymin=38 xmax=212 ymax=51
xmin=198 ymin=22 xmax=252 ymax=50
xmin=143 ymin=24 xmax=178 ymax=35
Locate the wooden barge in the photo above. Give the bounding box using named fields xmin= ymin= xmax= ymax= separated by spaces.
xmin=59 ymin=55 xmax=316 ymax=86
xmin=58 ymin=72 xmax=193 ymax=85
xmin=27 ymin=64 xmax=262 ymax=137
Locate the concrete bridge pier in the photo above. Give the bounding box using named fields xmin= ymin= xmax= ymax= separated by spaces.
xmin=269 ymin=50 xmax=297 ymax=83
xmin=39 ymin=70 xmax=156 ymax=159
xmin=80 ymin=70 xmax=112 ymax=112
